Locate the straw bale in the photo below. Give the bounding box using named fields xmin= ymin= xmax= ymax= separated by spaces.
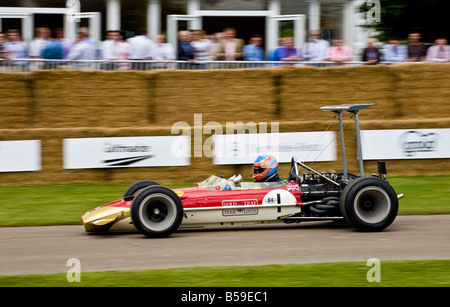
xmin=0 ymin=72 xmax=31 ymax=81
xmin=152 ymin=69 xmax=276 ymax=126
xmin=391 ymin=63 xmax=450 ymax=75
xmin=277 ymin=66 xmax=396 ymax=121
xmin=33 ymin=71 xmax=152 ymax=128
xmin=391 ymin=64 xmax=450 ymax=118
xmin=0 ymin=74 xmax=32 ymax=128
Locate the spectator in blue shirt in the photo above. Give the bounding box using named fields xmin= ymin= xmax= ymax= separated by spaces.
xmin=272 ymin=37 xmax=303 ymax=63
xmin=243 ymin=35 xmax=265 ymax=61
xmin=41 ymin=30 xmax=64 ymax=69
xmin=3 ymin=29 xmax=28 ymax=68
xmin=67 ymin=31 xmax=97 ymax=67
xmin=383 ymin=39 xmax=408 ymax=62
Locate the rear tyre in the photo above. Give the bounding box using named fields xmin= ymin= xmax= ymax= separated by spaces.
xmin=123 ymin=180 xmax=160 ymax=197
xmin=130 ymin=186 xmax=183 ymax=238
xmin=340 ymin=176 xmax=398 ymax=232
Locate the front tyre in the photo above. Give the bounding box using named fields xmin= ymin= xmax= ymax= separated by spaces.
xmin=130 ymin=186 xmax=183 ymax=238
xmin=340 ymin=177 xmax=398 ymax=232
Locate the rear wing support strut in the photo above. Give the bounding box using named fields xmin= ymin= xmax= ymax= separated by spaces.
xmin=320 ymin=104 xmax=374 ymax=181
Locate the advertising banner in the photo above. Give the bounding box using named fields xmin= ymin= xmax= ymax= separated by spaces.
xmin=213 ymin=132 xmax=336 ymax=164
xmin=63 ymin=136 xmax=190 ymax=169
xmin=361 ymin=129 xmax=450 ymax=160
xmin=0 ymin=140 xmax=41 ymax=172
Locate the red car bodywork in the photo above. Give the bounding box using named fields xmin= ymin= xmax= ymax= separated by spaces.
xmin=101 ymin=184 xmax=302 ymax=211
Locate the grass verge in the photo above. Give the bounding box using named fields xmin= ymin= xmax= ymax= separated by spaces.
xmin=1 ymin=260 xmax=449 ymax=287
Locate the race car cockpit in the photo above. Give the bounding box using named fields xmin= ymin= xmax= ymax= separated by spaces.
xmin=197 ymin=175 xmax=287 ymax=191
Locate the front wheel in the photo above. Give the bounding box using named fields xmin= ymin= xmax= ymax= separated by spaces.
xmin=130 ymin=186 xmax=183 ymax=238
xmin=340 ymin=176 xmax=398 ymax=232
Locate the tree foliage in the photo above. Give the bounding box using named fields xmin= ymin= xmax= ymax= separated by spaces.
xmin=361 ymin=0 xmax=450 ymax=42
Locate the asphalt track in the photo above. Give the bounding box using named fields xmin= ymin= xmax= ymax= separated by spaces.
xmin=1 ymin=215 xmax=449 ymax=276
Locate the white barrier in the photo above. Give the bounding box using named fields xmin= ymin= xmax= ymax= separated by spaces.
xmin=0 ymin=58 xmax=401 ymax=72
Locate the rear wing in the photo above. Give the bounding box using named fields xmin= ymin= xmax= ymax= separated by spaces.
xmin=320 ymin=104 xmax=373 ymax=180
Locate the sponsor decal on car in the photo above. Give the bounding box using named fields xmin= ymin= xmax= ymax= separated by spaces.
xmin=223 ymin=208 xmax=258 ymax=216
xmin=222 ymin=199 xmax=259 ymax=216
xmin=222 ymin=199 xmax=258 ymax=207
xmin=175 ymin=191 xmax=184 ymax=197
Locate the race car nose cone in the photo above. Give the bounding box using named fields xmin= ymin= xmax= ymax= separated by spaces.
xmin=82 ymin=206 xmax=128 ymax=232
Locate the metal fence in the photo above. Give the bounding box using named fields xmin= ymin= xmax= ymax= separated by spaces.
xmin=0 ymin=58 xmax=406 ymax=72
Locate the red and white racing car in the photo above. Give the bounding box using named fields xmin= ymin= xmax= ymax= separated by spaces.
xmin=82 ymin=104 xmax=402 ymax=238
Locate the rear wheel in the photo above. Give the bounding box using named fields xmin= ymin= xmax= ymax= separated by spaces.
xmin=340 ymin=177 xmax=398 ymax=232
xmin=130 ymin=186 xmax=183 ymax=238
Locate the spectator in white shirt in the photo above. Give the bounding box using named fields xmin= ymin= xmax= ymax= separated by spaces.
xmin=127 ymin=28 xmax=155 ymax=70
xmin=191 ymin=30 xmax=213 ymax=69
xmin=29 ymin=27 xmax=51 ymax=70
xmin=303 ymin=30 xmax=330 ymax=63
xmin=151 ymin=34 xmax=175 ymax=69
xmin=426 ymin=38 xmax=450 ymax=63
xmin=101 ymin=30 xmax=121 ymax=70
xmin=101 ymin=30 xmax=120 ymax=60
xmin=29 ymin=27 xmax=51 ymax=57
xmin=191 ymin=30 xmax=212 ymax=61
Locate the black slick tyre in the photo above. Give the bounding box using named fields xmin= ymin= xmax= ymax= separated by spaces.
xmin=123 ymin=180 xmax=160 ymax=197
xmin=340 ymin=176 xmax=398 ymax=232
xmin=130 ymin=186 xmax=183 ymax=238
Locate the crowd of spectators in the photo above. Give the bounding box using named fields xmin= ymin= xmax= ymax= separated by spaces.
xmin=362 ymin=32 xmax=450 ymax=64
xmin=1 ymin=26 xmax=449 ymax=71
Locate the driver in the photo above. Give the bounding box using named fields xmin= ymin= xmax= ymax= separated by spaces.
xmin=252 ymin=154 xmax=282 ymax=182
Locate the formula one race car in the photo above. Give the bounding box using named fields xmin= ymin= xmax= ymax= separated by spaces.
xmin=82 ymin=104 xmax=403 ymax=238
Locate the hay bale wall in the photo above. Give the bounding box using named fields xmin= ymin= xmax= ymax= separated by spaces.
xmin=277 ymin=65 xmax=399 ymax=120
xmin=392 ymin=63 xmax=450 ymax=118
xmin=0 ymin=64 xmax=449 ymax=186
xmin=0 ymin=73 xmax=32 ymax=128
xmin=33 ymin=71 xmax=152 ymax=128
xmin=151 ymin=69 xmax=277 ymax=125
